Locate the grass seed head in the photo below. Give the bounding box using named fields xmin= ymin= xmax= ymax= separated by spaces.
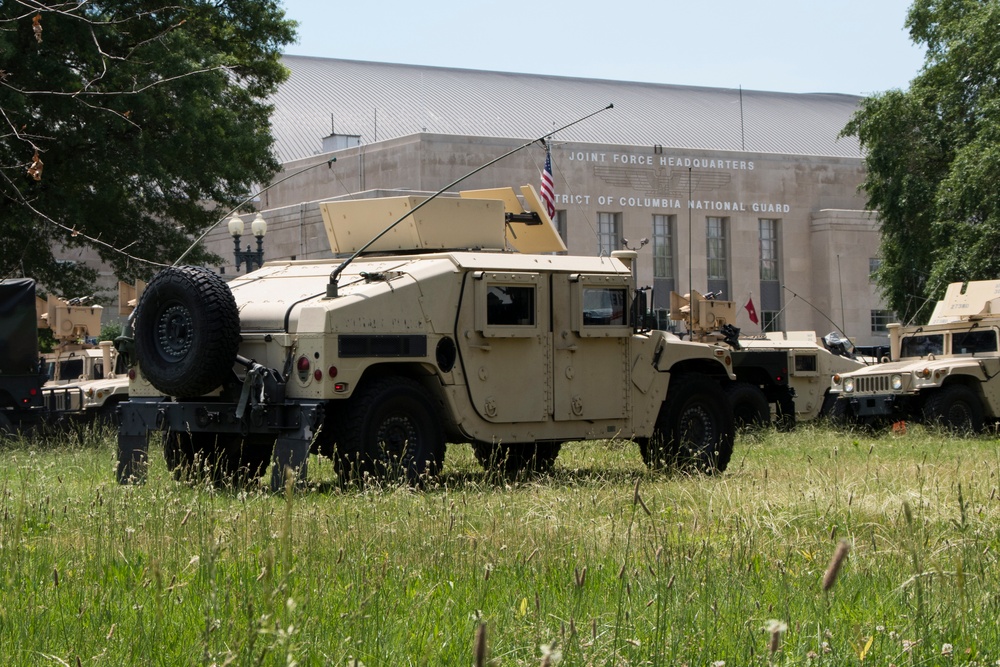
xmin=473 ymin=622 xmax=488 ymax=667
xmin=765 ymin=620 xmax=787 ymax=655
xmin=822 ymin=540 xmax=850 ymax=592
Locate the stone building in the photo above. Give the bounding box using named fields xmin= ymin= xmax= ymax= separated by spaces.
xmin=198 ymin=57 xmax=888 ymax=346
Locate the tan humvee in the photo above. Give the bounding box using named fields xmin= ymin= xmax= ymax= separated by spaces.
xmin=117 ymin=186 xmax=737 ymax=488
xmin=672 ymin=290 xmax=867 ymax=427
xmin=829 ymin=279 xmax=1000 ymax=431
xmin=38 ymin=296 xmax=129 ymax=423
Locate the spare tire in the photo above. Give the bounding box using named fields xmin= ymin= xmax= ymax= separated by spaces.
xmin=133 ymin=266 xmax=240 ymax=398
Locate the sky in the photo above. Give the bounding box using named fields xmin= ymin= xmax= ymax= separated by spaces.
xmin=278 ymin=0 xmax=925 ymax=96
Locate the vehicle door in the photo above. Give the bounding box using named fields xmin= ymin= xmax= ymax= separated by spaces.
xmin=551 ymin=273 xmax=630 ymax=421
xmin=457 ymin=271 xmax=551 ymax=423
xmin=788 ymin=350 xmax=821 ymax=418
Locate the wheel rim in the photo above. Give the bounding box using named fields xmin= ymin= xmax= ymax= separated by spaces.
xmin=374 ymin=413 xmax=420 ymax=462
xmin=678 ymin=404 xmax=715 ymax=453
xmin=945 ymin=401 xmax=972 ymax=428
xmin=155 ymin=303 xmax=194 ymax=361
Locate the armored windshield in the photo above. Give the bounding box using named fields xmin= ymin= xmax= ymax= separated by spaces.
xmin=952 ymin=329 xmax=998 ymax=355
xmin=48 ymin=358 xmax=84 ymax=381
xmin=900 ymin=334 xmax=944 ymax=358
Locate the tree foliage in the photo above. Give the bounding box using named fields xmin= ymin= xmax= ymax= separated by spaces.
xmin=843 ymin=0 xmax=1000 ymax=323
xmin=0 ymin=1 xmax=295 ymax=297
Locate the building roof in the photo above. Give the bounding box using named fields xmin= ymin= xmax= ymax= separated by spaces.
xmin=270 ymin=56 xmax=863 ymax=164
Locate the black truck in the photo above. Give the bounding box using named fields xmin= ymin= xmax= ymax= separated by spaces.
xmin=0 ymin=278 xmax=48 ymax=434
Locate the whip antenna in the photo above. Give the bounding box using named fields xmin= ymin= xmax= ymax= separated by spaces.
xmin=325 ymin=103 xmax=614 ymax=297
xmin=174 ymin=157 xmax=337 ymax=267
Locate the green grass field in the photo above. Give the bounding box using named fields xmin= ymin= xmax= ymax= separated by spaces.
xmin=1 ymin=423 xmax=999 ymax=666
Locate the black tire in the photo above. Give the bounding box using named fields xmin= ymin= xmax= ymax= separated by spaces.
xmin=724 ymin=381 xmax=770 ymax=430
xmin=923 ymin=385 xmax=984 ymax=434
xmin=222 ymin=434 xmax=274 ymax=486
xmin=339 ymin=377 xmax=445 ymax=484
xmin=827 ymin=395 xmax=851 ymax=427
xmin=96 ymin=398 xmax=123 ymax=427
xmin=472 ymin=442 xmax=561 ymax=478
xmin=775 ymin=391 xmax=796 ymax=432
xmin=133 ymin=266 xmax=240 ymax=398
xmin=0 ymin=412 xmax=13 ymax=437
xmin=643 ymin=375 xmax=734 ymax=474
xmin=818 ymin=391 xmax=839 ymax=418
xmin=163 ymin=430 xmax=202 ymax=481
xmin=164 ymin=431 xmax=272 ymax=488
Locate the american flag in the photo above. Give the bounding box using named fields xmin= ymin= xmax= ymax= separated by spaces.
xmin=540 ymin=147 xmax=556 ymax=219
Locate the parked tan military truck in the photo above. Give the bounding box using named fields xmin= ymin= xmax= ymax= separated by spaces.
xmin=829 ymin=279 xmax=1000 ymax=432
xmin=116 ymin=185 xmax=738 ymax=488
xmin=671 ymin=290 xmax=867 ymax=428
xmin=0 ymin=281 xmax=132 ymax=433
xmin=39 ymin=295 xmax=129 ymax=423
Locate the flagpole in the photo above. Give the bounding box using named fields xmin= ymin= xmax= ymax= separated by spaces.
xmin=687 ymin=167 xmax=693 ymax=338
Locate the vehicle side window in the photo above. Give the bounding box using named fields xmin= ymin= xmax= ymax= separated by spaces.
xmin=794 ymin=355 xmax=817 ymax=372
xmin=900 ymin=334 xmax=944 ymax=357
xmin=474 ymin=272 xmax=543 ymax=338
xmin=952 ymin=329 xmax=998 ymax=354
xmin=582 ymin=287 xmax=628 ymax=326
xmin=486 ymin=285 xmax=535 ymax=326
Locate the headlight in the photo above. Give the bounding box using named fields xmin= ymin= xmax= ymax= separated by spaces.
xmin=891 ymin=374 xmax=903 ymax=391
xmin=843 ymin=377 xmax=855 ymax=393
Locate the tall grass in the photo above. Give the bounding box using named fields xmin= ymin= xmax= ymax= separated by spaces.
xmin=1 ymin=423 xmax=999 ymax=665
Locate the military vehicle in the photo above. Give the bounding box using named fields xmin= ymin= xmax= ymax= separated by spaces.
xmin=0 ymin=279 xmax=48 ymax=433
xmin=39 ymin=294 xmax=130 ymax=424
xmin=0 ymin=280 xmax=130 ymax=433
xmin=670 ymin=290 xmax=866 ymax=428
xmin=116 ymin=185 xmax=738 ymax=489
xmin=829 ymin=279 xmax=1000 ymax=432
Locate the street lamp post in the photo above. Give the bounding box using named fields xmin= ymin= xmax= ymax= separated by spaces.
xmin=228 ymin=213 xmax=268 ymax=273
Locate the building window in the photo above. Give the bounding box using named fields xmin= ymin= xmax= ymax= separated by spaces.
xmin=706 ymin=217 xmax=728 ymax=281
xmin=554 ymin=210 xmax=567 ymax=243
xmin=759 ymin=219 xmax=779 ymax=281
xmin=597 ymin=212 xmax=620 ymax=256
xmin=871 ymin=309 xmax=894 ymax=334
xmin=762 ymin=310 xmax=781 ymax=333
xmin=652 ymin=214 xmax=674 ymax=279
xmin=869 ymin=257 xmax=882 ymax=282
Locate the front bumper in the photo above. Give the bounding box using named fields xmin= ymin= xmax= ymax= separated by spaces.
xmin=843 ymin=392 xmax=920 ymax=418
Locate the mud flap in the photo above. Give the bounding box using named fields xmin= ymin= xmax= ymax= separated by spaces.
xmin=270 ymin=416 xmax=318 ymax=492
xmin=117 ymin=433 xmax=149 ymax=483
xmin=116 ymin=398 xmax=162 ymax=484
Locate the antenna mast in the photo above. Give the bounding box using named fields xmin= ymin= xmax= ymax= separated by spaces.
xmin=326 ymin=103 xmax=614 ymax=297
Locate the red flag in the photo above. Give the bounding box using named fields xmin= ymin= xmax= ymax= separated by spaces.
xmin=540 ymin=147 xmax=556 ymax=219
xmin=745 ymin=296 xmax=759 ymax=324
